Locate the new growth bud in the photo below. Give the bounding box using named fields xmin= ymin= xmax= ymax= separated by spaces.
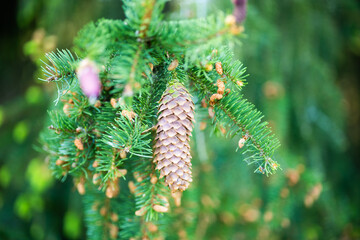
xmin=77 ymin=58 xmax=102 ymax=104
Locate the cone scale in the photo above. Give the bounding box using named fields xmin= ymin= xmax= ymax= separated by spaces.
xmin=154 ymin=80 xmax=194 ymax=192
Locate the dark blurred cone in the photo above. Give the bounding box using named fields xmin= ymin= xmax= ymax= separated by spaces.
xmin=154 ymin=80 xmax=194 ymax=192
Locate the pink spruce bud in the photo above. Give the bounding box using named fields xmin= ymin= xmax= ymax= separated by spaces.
xmin=77 ymin=58 xmax=101 ymax=104
xmin=232 ymin=0 xmax=247 ymax=24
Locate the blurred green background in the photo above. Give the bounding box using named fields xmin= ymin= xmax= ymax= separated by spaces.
xmin=0 ymin=0 xmax=359 ymax=239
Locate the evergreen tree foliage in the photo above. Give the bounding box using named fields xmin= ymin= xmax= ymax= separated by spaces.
xmin=39 ymin=0 xmax=280 ymax=238
xmin=0 ymin=0 xmax=358 ymax=239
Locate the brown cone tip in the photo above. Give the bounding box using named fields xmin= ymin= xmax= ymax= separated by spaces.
xmin=154 ymin=80 xmax=194 ymax=192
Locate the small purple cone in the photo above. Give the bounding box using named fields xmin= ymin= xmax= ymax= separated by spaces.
xmin=77 ymin=59 xmax=101 ymax=104
xmin=232 ymin=0 xmax=247 ymax=24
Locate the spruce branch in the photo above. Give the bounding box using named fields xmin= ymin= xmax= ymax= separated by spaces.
xmin=125 ymin=0 xmax=161 ymax=94
xmin=129 ymin=47 xmax=143 ymax=90
xmin=190 ymin=68 xmax=280 ymax=175
xmin=83 ymin=184 xmax=130 ymax=240
xmin=38 ymin=0 xmax=282 ymax=238
xmin=132 ymin=156 xmax=169 ymax=222
xmin=122 ymin=0 xmax=167 ymax=39
xmin=130 ymin=70 xmax=171 ymax=222
xmin=214 ymin=46 xmax=248 ymax=89
xmin=133 ymin=66 xmax=168 ymax=126
xmin=48 ymin=110 xmax=77 ymax=132
xmin=73 ymin=19 xmax=127 ymax=60
xmin=104 ymin=44 xmax=147 ymax=95
xmin=156 ymin=13 xmax=244 ymax=65
xmin=103 ymin=115 xmax=153 ymax=160
xmin=40 ymin=49 xmax=78 ymax=104
xmin=138 ymin=0 xmax=156 ymax=39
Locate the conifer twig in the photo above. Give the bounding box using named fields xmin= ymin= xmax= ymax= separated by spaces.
xmin=129 ymin=0 xmax=156 ymax=88
xmin=189 ymin=69 xmax=280 ymax=175
xmin=139 ymin=0 xmax=156 ymax=39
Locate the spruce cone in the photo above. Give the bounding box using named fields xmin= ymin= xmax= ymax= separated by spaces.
xmin=154 ymin=80 xmax=194 ymax=192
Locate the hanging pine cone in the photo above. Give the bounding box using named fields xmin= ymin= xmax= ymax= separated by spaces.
xmin=154 ymin=80 xmax=194 ymax=192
